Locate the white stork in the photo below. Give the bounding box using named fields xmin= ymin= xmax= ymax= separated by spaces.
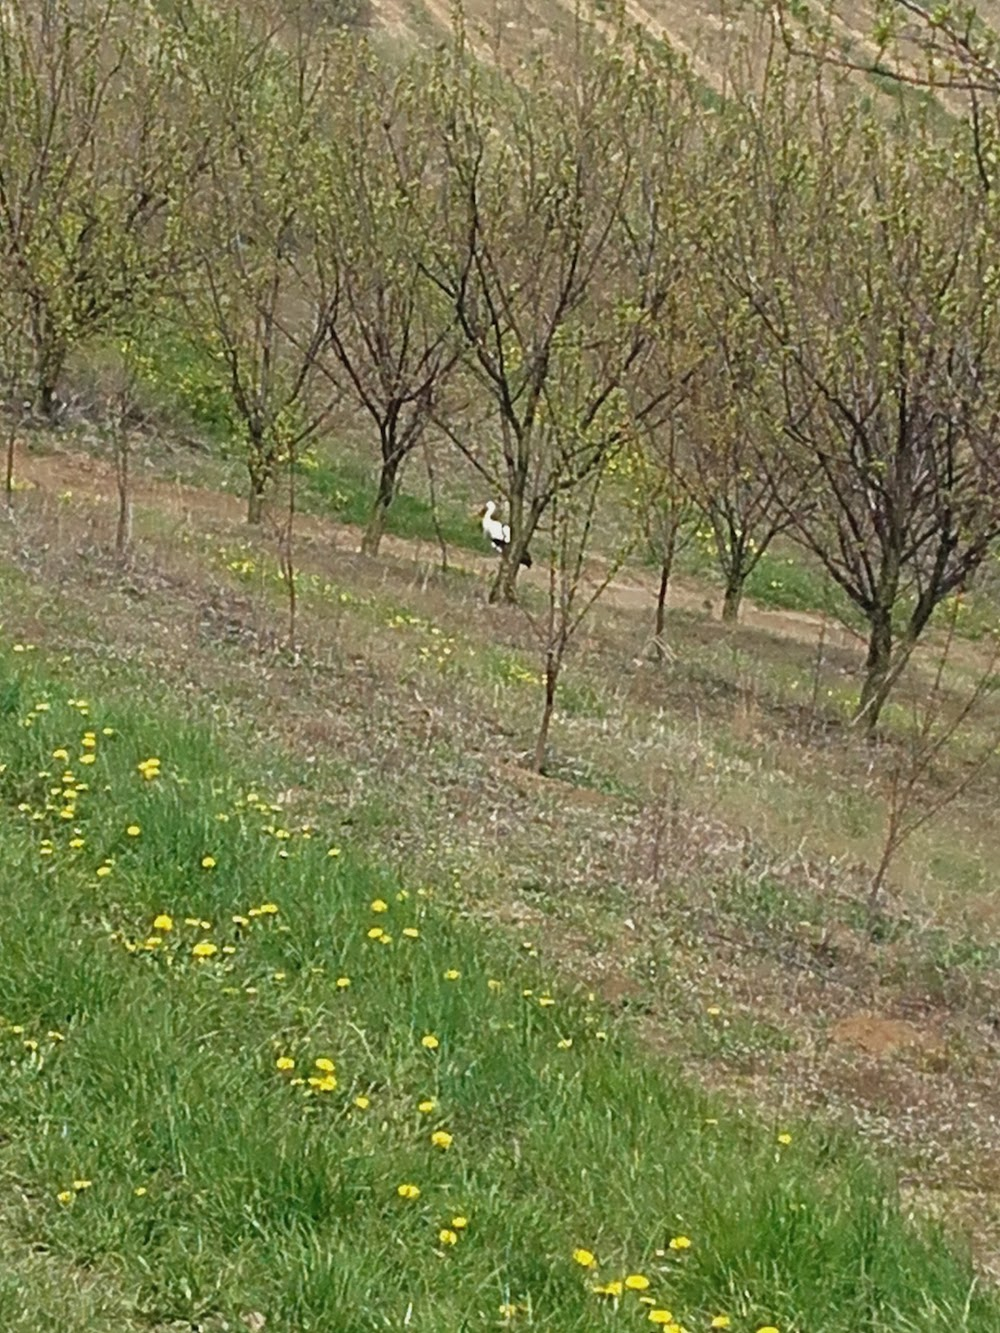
xmin=478 ymin=501 xmax=533 ymax=568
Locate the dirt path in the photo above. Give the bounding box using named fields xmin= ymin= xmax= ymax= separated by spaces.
xmin=11 ymin=441 xmax=864 ymax=655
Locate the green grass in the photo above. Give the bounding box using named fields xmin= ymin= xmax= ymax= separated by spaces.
xmin=743 ymin=551 xmax=852 ymax=618
xmin=1 ymin=642 xmax=999 ymax=1331
xmin=133 ymin=325 xmax=236 ymax=443
xmin=297 ymin=453 xmax=482 ymax=552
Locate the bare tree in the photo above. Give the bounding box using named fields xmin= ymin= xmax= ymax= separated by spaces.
xmin=0 ymin=0 xmax=202 ymax=416
xmin=641 ymin=421 xmax=696 ymax=656
xmin=706 ymin=53 xmax=1000 ymax=733
xmin=865 ymin=598 xmax=1000 ymax=924
xmin=0 ymin=288 xmax=30 ymax=510
xmin=178 ymin=14 xmax=337 ymax=522
xmin=524 ymin=462 xmax=634 ymax=773
xmin=420 ymin=23 xmax=692 ymax=602
xmin=311 ymin=50 xmax=459 ymax=555
xmin=674 ymin=297 xmax=800 ymax=624
xmin=104 ymin=334 xmax=146 ymax=560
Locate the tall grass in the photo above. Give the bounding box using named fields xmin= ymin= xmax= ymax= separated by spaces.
xmin=0 ymin=642 xmax=996 ymax=1331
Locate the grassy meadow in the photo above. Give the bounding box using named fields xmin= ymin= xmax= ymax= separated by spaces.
xmin=1 ymin=640 xmax=998 ymax=1331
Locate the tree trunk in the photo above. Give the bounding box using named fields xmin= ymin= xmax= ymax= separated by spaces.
xmin=361 ymin=451 xmax=401 ymax=556
xmin=533 ymin=651 xmax=559 ymax=773
xmin=4 ymin=421 xmax=15 ymax=511
xmin=29 ymin=307 xmax=66 ymax=419
xmin=856 ymin=606 xmax=894 ymax=738
xmin=38 ymin=379 xmax=58 ymax=418
xmin=655 ymin=560 xmax=669 ymax=640
xmin=489 ymin=483 xmax=531 ymax=603
xmin=35 ymin=342 xmax=66 ymax=418
xmin=115 ymin=443 xmax=131 ymax=557
xmin=721 ymin=568 xmax=745 ymax=623
xmin=489 ymin=555 xmax=520 ymax=605
xmin=246 ymin=453 xmax=268 ymax=525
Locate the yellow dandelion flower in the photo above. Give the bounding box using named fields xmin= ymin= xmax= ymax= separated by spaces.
xmin=439 ymin=1228 xmax=459 ymax=1245
xmin=72 ymin=1179 xmax=92 ymax=1191
xmin=57 ymin=1191 xmax=74 ymax=1205
xmin=402 ymin=927 xmax=419 ymax=938
xmin=201 ymin=855 xmax=216 ymax=869
xmin=134 ymin=1186 xmax=147 ymax=1197
xmin=47 ymin=1030 xmax=64 ymax=1042
xmin=370 ymin=898 xmax=388 ymax=913
xmin=78 ymin=753 xmax=96 ymax=766
xmin=430 ymin=1130 xmax=453 ymax=1149
xmin=191 ymin=941 xmax=218 ymax=958
xmin=232 ymin=914 xmax=249 ymax=927
xmin=710 ymin=1319 xmax=731 ymax=1330
xmin=397 ymin=1183 xmax=420 ymax=1200
xmin=126 ymin=825 xmax=141 ymax=837
xmin=593 ymin=1281 xmax=624 ymax=1297
xmin=647 ymin=1313 xmax=674 ymax=1326
xmin=451 ymin=1215 xmax=468 ymax=1229
xmin=625 ymin=1275 xmax=650 ymax=1290
xmin=498 ymin=1303 xmax=518 ymax=1319
xmin=557 ymin=1038 xmax=573 ymax=1049
xmin=52 ymin=749 xmax=69 ymax=761
xmin=68 ymin=837 xmax=85 ymax=849
xmin=572 ymin=1248 xmax=597 ymax=1268
xmin=152 ymin=914 xmax=173 ymax=932
xmin=756 ymin=1327 xmax=780 ymax=1333
xmin=706 ymin=1005 xmax=722 ymax=1016
xmin=538 ymin=995 xmax=555 ymax=1007
xmin=275 ymin=1057 xmax=295 ymax=1071
xmin=443 ymin=969 xmax=460 ymax=980
xmin=354 ymin=1095 xmax=370 ymax=1109
xmin=418 ymin=1099 xmax=435 ymax=1113
xmin=327 ymin=846 xmax=341 ymax=857
xmin=668 ymin=1236 xmax=691 ymax=1250
xmin=421 ymin=1034 xmax=439 ymax=1050
xmin=307 ymin=1074 xmax=337 ymax=1092
xmin=314 ymin=1057 xmax=335 ymax=1072
xmin=777 ymin=1132 xmax=792 ymax=1145
xmin=335 ymin=976 xmax=351 ymax=989
xmin=367 ymin=927 xmax=384 ymax=940
xmin=488 ymin=979 xmax=503 ymax=991
xmin=258 ymin=903 xmax=278 ymax=915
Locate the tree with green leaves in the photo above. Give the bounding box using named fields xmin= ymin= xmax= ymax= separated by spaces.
xmin=0 ymin=0 xmax=200 ymax=416
xmin=421 ymin=24 xmax=694 ymax=603
xmin=673 ymin=297 xmax=800 ymax=624
xmin=708 ymin=56 xmax=1000 ymax=733
xmin=311 ymin=44 xmax=459 ymax=556
xmin=177 ymin=9 xmax=337 ymax=523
